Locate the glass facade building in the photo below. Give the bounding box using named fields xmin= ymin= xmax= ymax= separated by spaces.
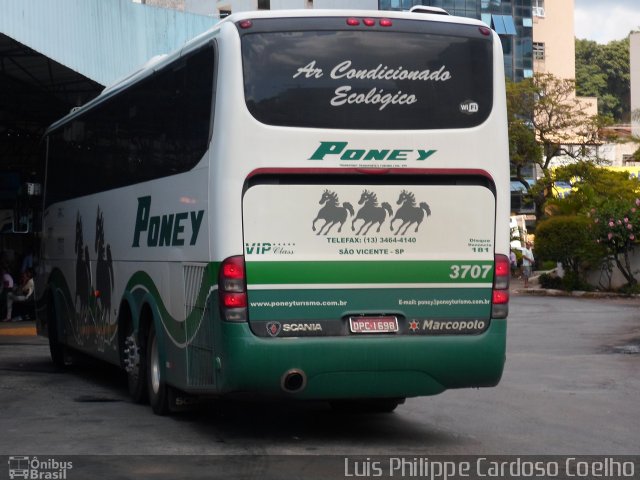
xmin=379 ymin=0 xmax=533 ymax=82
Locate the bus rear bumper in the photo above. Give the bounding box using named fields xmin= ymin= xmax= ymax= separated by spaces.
xmin=212 ymin=319 xmax=506 ymax=400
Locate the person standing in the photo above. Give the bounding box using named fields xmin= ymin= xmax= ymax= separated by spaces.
xmin=0 ymin=262 xmax=14 ymax=319
xmin=4 ymin=268 xmax=34 ymax=321
xmin=509 ymin=249 xmax=518 ymax=277
xmin=521 ymin=242 xmax=535 ymax=288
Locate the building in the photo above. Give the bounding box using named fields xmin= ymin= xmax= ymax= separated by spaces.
xmin=531 ymin=0 xmax=596 ymax=113
xmin=531 ymin=0 xmax=572 ymax=80
xmin=381 ymin=0 xmax=534 ymax=83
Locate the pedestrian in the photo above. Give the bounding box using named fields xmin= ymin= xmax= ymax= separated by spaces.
xmin=0 ymin=262 xmax=14 ymax=319
xmin=0 ymin=262 xmax=13 ymax=293
xmin=521 ymin=242 xmax=535 ymax=288
xmin=510 ymin=249 xmax=518 ymax=277
xmin=4 ymin=268 xmax=34 ymax=322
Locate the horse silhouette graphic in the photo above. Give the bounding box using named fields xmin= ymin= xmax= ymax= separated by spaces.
xmin=71 ymin=208 xmax=116 ymax=350
xmin=351 ymin=190 xmax=394 ymax=235
xmin=390 ymin=190 xmax=431 ymax=236
xmin=75 ymin=212 xmax=92 ymax=317
xmin=95 ymin=207 xmax=114 ymax=327
xmin=312 ymin=190 xmax=355 ymax=235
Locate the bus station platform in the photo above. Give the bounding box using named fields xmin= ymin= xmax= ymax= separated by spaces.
xmin=0 ymin=320 xmax=36 ymax=337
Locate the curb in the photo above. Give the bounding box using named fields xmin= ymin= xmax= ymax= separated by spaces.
xmin=0 ymin=321 xmax=37 ymax=337
xmin=512 ymin=288 xmax=640 ymax=299
xmin=0 ymin=325 xmax=37 ymax=336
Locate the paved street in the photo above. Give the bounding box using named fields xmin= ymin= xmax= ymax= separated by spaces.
xmin=0 ymin=293 xmax=639 ymax=477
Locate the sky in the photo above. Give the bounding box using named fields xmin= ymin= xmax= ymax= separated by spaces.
xmin=574 ymin=0 xmax=640 ymax=44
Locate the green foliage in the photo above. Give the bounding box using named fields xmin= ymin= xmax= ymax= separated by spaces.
xmin=508 ymin=119 xmax=542 ymax=176
xmin=615 ymin=283 xmax=640 ymax=295
xmin=561 ymin=271 xmax=594 ymax=292
xmin=534 ymin=215 xmax=604 ymax=275
xmin=538 ymin=271 xmax=593 ymax=292
xmin=540 ymin=260 xmax=556 ymax=270
xmin=541 ymin=163 xmax=640 ymax=289
xmin=513 ymin=249 xmax=523 ymax=267
xmin=576 ymin=37 xmax=630 ymax=122
xmin=545 ymin=162 xmax=640 ymax=216
xmin=538 ymin=272 xmax=562 ymax=289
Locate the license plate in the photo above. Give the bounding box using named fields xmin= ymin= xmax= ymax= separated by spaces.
xmin=349 ymin=316 xmax=399 ymax=334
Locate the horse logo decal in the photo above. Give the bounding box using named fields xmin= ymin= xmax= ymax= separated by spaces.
xmin=75 ymin=213 xmax=92 ymax=313
xmin=95 ymin=207 xmax=115 ymax=333
xmin=74 ymin=213 xmax=92 ymax=341
xmin=390 ymin=190 xmax=431 ymax=236
xmin=312 ymin=190 xmax=355 ymax=235
xmin=352 ymin=190 xmax=393 ymax=235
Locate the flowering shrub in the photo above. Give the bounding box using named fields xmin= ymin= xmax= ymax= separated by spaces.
xmin=535 ymin=215 xmax=601 ymax=276
xmin=589 ymin=198 xmax=640 ymax=286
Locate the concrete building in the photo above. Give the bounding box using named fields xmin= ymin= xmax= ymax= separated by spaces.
xmin=531 ymin=0 xmax=597 ymax=116
xmin=531 ymin=0 xmax=573 ymax=80
xmin=142 ymin=0 xmax=379 ymax=16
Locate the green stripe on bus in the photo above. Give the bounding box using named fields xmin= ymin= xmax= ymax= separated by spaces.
xmin=125 ymin=263 xmax=220 ymax=345
xmin=246 ymin=260 xmax=494 ymax=285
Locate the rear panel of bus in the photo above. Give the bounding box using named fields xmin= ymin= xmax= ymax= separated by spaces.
xmin=214 ymin=12 xmax=508 ymax=399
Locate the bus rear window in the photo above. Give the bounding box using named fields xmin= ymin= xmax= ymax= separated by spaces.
xmin=241 ymin=23 xmax=493 ymax=130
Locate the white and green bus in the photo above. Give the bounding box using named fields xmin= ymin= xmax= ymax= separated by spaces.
xmin=37 ymin=8 xmax=510 ymax=415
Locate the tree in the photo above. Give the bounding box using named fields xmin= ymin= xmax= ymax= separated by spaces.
xmin=576 ymin=38 xmax=630 ymax=122
xmin=545 ymin=162 xmax=640 ymax=216
xmin=543 ymin=163 xmax=640 ymax=288
xmin=507 ymin=73 xmax=601 ymax=218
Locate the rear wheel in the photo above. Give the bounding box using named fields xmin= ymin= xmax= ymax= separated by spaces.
xmin=47 ymin=294 xmax=67 ymax=368
xmin=330 ymin=398 xmax=405 ymax=414
xmin=146 ymin=323 xmax=171 ymax=415
xmin=123 ymin=321 xmax=147 ymax=404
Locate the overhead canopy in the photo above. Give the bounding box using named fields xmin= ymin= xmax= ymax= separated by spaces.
xmin=0 ymin=0 xmax=216 ymax=207
xmin=0 ymin=34 xmax=103 ymax=178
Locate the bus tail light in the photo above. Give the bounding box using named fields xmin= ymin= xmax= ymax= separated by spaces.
xmin=219 ymin=255 xmax=248 ymax=322
xmin=492 ymin=254 xmax=509 ymax=319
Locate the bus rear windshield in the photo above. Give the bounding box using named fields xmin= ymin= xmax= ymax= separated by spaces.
xmin=241 ymin=20 xmax=493 ymax=130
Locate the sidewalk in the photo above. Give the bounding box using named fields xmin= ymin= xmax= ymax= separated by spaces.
xmin=510 ymin=271 xmax=640 ymax=299
xmin=510 ymin=272 xmax=543 ymax=294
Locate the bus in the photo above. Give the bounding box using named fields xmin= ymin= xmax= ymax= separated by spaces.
xmin=37 ymin=8 xmax=510 ymax=415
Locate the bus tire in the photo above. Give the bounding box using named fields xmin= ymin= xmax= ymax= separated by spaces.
xmin=330 ymin=398 xmax=405 ymax=414
xmin=47 ymin=294 xmax=67 ymax=368
xmin=122 ymin=319 xmax=147 ymax=404
xmin=146 ymin=323 xmax=171 ymax=415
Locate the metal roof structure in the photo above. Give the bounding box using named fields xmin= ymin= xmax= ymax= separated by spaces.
xmin=0 ymin=0 xmax=216 ymax=205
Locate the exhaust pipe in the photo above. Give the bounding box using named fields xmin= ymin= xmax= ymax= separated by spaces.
xmin=281 ymin=369 xmax=307 ymax=393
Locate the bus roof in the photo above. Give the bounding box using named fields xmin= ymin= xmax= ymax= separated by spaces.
xmin=220 ymin=8 xmax=484 ymax=26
